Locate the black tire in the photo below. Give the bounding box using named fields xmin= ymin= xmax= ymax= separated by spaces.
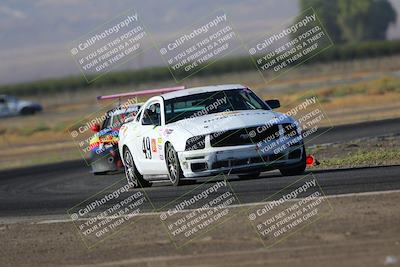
xmin=123 ymin=147 xmax=151 ymax=188
xmin=20 ymin=107 xmax=35 ymax=115
xmin=165 ymin=143 xmax=184 ymax=186
xmin=238 ymin=172 xmax=261 ymax=180
xmin=279 ymin=145 xmax=306 ymax=176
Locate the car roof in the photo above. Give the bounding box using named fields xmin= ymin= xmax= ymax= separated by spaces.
xmin=161 ymin=84 xmax=246 ymax=100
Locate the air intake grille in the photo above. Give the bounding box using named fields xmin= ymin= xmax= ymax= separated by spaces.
xmin=210 ymin=125 xmax=280 ymax=147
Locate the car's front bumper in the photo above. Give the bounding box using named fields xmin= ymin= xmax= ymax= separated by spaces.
xmin=178 ymin=140 xmax=304 ymax=178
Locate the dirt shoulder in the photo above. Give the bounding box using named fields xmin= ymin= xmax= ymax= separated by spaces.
xmin=1 ymin=191 xmax=399 ymax=267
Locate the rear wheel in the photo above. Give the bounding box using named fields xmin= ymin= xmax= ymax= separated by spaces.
xmin=123 ymin=147 xmax=151 ymax=188
xmin=20 ymin=107 xmax=35 ymax=115
xmin=279 ymin=145 xmax=306 ymax=176
xmin=238 ymin=172 xmax=261 ymax=180
xmin=166 ymin=143 xmax=184 ymax=186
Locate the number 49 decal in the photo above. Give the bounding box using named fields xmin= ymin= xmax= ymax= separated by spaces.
xmin=142 ymin=137 xmax=152 ymax=159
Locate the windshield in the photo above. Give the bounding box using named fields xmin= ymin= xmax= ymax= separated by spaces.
xmin=165 ymin=88 xmax=269 ymax=124
xmin=111 ymin=111 xmax=138 ymax=128
xmin=100 ymin=110 xmax=136 ymax=130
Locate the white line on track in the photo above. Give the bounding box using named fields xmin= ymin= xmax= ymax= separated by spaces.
xmin=27 ymin=188 xmax=400 ymax=225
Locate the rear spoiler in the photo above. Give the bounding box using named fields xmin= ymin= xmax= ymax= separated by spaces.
xmin=97 ymin=86 xmax=185 ymax=101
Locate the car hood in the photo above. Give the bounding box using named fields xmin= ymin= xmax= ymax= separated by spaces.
xmin=168 ymin=110 xmax=294 ymax=136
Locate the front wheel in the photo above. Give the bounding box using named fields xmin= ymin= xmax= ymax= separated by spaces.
xmin=165 ymin=143 xmax=184 ymax=186
xmin=279 ymin=145 xmax=306 ymax=176
xmin=123 ymin=147 xmax=151 ymax=188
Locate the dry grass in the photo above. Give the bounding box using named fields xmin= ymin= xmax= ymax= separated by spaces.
xmin=308 ymin=135 xmax=400 ymax=169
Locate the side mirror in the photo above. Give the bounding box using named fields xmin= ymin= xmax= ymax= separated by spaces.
xmin=91 ymin=123 xmax=101 ymax=132
xmin=265 ymin=99 xmax=280 ymax=109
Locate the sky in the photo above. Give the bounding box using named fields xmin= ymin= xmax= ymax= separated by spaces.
xmin=0 ymin=0 xmax=399 ymax=85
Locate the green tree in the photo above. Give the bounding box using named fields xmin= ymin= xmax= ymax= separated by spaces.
xmin=298 ymin=0 xmax=342 ymax=43
xmin=368 ymin=0 xmax=397 ymax=40
xmin=297 ymin=0 xmax=397 ymax=43
xmin=337 ymin=0 xmax=373 ymax=43
xmin=338 ymin=0 xmax=397 ymax=42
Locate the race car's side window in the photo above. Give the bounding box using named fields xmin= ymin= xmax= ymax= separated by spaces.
xmin=135 ymin=109 xmax=142 ymax=122
xmin=102 ymin=115 xmax=111 ymax=130
xmin=142 ymin=102 xmax=161 ymax=126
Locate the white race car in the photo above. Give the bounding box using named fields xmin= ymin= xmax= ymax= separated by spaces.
xmin=118 ymin=84 xmax=306 ymax=187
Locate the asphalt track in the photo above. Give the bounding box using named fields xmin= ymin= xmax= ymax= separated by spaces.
xmin=0 ymin=118 xmax=399 ymax=218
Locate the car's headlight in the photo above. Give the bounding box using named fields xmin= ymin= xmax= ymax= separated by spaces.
xmin=185 ymin=135 xmax=206 ymax=151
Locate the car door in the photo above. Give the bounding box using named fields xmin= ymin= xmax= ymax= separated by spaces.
xmin=133 ymin=100 xmax=166 ymax=175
